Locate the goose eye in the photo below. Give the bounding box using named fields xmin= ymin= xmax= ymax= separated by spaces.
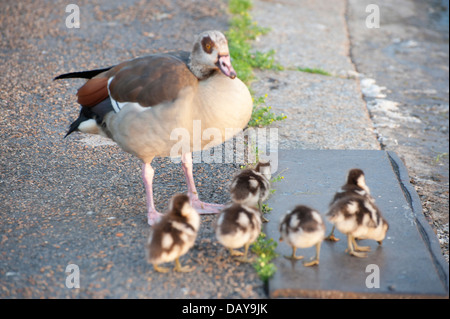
xmin=201 ymin=36 xmax=214 ymax=54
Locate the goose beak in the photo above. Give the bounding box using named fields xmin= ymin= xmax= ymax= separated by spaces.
xmin=216 ymin=55 xmax=237 ymax=79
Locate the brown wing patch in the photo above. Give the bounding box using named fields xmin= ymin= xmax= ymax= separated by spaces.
xmin=108 ymin=54 xmax=198 ymax=107
xmin=76 ymin=52 xmax=197 ymax=108
xmin=77 ymin=77 xmax=109 ymax=107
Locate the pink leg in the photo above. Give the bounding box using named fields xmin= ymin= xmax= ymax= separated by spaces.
xmin=142 ymin=163 xmax=163 ymax=226
xmin=181 ymin=152 xmax=225 ymax=214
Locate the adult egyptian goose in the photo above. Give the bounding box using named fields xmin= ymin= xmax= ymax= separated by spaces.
xmin=279 ymin=205 xmax=325 ymax=267
xmin=229 ymin=160 xmax=271 ymax=222
xmin=54 ymin=30 xmax=253 ymax=225
xmin=146 ymin=193 xmax=200 ymax=273
xmin=326 ymin=169 xmax=389 ymax=258
xmin=325 ymin=168 xmax=375 ymax=241
xmin=215 ymin=203 xmax=261 ymax=263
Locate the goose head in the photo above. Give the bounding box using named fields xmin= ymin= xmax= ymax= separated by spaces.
xmin=189 ymin=30 xmax=237 ymax=80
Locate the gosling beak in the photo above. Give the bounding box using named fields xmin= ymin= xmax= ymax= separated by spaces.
xmin=377 ymin=240 xmax=383 ymax=246
xmin=216 ymin=55 xmax=237 ymax=79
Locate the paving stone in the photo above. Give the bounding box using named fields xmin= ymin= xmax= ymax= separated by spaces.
xmin=266 ymin=149 xmax=449 ymax=298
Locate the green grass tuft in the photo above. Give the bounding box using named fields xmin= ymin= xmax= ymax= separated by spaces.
xmin=229 ymin=0 xmax=253 ymax=14
xmin=297 ymin=67 xmax=332 ymax=76
xmin=251 ymin=233 xmax=278 ymax=282
xmin=226 ymin=13 xmax=271 ymax=84
xmin=248 ymin=95 xmax=287 ymax=128
xmin=226 ymin=0 xmax=287 ymax=127
xmin=434 ymin=152 xmax=449 ymax=163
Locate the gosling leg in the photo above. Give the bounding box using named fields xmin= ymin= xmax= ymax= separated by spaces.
xmin=352 ymin=237 xmax=371 ymax=252
xmin=173 ymin=257 xmax=195 ymax=273
xmin=234 ymin=243 xmax=253 ymax=263
xmin=325 ymin=226 xmax=340 ymax=242
xmin=284 ymin=246 xmax=304 ymax=260
xmin=347 ymin=235 xmax=368 ymax=258
xmin=304 ymin=242 xmax=321 ymax=267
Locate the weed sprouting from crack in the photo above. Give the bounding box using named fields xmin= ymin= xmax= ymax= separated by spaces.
xmin=227 ymin=0 xmax=286 ymax=128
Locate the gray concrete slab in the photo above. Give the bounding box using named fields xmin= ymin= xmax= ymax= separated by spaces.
xmin=347 ymin=0 xmax=449 ymax=262
xmin=266 ymin=150 xmax=449 ymax=298
xmin=251 ymin=0 xmax=381 ymax=151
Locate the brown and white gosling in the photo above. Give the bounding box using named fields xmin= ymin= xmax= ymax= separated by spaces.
xmin=229 ymin=160 xmax=271 ymax=222
xmin=147 ymin=194 xmax=200 ymax=272
xmin=325 ymin=168 xmax=375 ymax=242
xmin=215 ymin=203 xmax=261 ymax=262
xmin=279 ymin=205 xmax=326 ymax=267
xmin=326 ymin=169 xmax=389 ymax=258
